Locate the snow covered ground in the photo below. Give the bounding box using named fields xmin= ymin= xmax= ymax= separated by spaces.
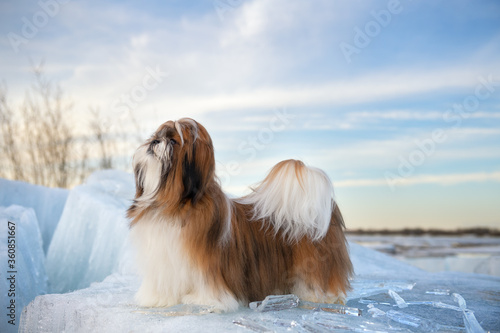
xmin=1 ymin=171 xmax=499 ymax=332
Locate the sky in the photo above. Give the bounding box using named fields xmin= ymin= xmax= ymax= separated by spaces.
xmin=1 ymin=0 xmax=499 ymax=230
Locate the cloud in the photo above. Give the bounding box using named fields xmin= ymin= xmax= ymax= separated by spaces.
xmin=336 ymin=171 xmax=500 ymax=188
xmin=120 ymin=63 xmax=499 ymax=119
xmin=346 ymin=110 xmax=500 ymax=121
xmin=2 ymin=0 xmax=499 ymax=125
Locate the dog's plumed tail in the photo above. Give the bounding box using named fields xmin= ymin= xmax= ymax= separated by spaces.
xmin=239 ymin=159 xmax=337 ymax=242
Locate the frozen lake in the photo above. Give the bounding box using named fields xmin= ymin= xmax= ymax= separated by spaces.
xmin=348 ymin=234 xmax=500 ymax=277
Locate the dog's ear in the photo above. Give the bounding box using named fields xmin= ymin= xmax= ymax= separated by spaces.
xmin=181 ymin=126 xmax=215 ymax=205
xmin=127 ymin=156 xmax=146 ymax=222
xmin=133 ymin=161 xmax=145 ymax=199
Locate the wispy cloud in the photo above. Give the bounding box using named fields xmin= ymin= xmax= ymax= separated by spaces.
xmin=336 ymin=171 xmax=500 ymax=188
xmin=118 ymin=64 xmax=499 ymax=119
xmin=346 ymin=111 xmax=500 ymax=121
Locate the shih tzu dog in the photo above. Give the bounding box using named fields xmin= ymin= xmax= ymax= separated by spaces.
xmin=127 ymin=118 xmax=353 ymax=312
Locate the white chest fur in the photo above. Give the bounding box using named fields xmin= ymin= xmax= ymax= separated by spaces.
xmin=130 ymin=213 xmax=239 ymax=311
xmin=130 ymin=216 xmax=195 ymax=307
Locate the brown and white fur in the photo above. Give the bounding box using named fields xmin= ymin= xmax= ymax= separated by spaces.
xmin=127 ymin=118 xmax=353 ymax=312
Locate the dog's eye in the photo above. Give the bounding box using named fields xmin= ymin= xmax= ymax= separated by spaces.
xmin=151 ymin=139 xmax=160 ymax=145
xmin=170 ymin=139 xmax=177 ymax=145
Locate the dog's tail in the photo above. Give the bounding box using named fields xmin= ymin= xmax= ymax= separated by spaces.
xmin=239 ymin=159 xmax=339 ymax=242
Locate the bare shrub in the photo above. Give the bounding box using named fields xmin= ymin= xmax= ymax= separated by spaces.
xmin=0 ymin=83 xmax=25 ymax=181
xmin=89 ymin=107 xmax=115 ymax=170
xmin=0 ymin=64 xmax=128 ymax=188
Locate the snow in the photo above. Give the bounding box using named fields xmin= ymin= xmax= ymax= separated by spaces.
xmin=0 ymin=205 xmax=47 ymax=333
xmin=404 ymin=255 xmax=500 ymax=277
xmin=0 ymin=171 xmax=499 ymax=332
xmin=0 ymin=178 xmax=68 ymax=254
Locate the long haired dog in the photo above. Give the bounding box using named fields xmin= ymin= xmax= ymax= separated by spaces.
xmin=128 ymin=118 xmax=353 ymax=311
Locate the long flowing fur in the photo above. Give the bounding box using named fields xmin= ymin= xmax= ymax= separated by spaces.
xmin=128 ymin=118 xmax=353 ymax=312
